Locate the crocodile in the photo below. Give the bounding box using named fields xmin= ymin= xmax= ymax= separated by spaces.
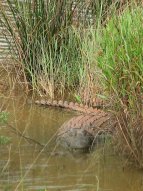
xmin=35 ymin=99 xmax=116 ymax=151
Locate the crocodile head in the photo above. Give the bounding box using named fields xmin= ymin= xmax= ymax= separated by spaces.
xmin=56 ymin=128 xmax=94 ymax=152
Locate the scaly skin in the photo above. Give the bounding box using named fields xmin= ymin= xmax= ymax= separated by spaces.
xmin=35 ymin=99 xmax=100 ymax=114
xmin=35 ymin=99 xmax=116 ymax=151
xmin=56 ymin=111 xmax=115 ymax=151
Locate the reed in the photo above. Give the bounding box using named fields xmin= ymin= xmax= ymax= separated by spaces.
xmin=0 ymin=0 xmax=115 ymax=100
xmin=97 ymin=2 xmax=143 ymax=167
xmin=0 ymin=0 xmax=74 ymax=83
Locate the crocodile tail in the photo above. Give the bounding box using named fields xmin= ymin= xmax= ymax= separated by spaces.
xmin=34 ymin=99 xmax=99 ymax=114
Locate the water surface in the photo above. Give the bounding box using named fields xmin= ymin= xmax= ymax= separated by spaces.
xmin=0 ymin=96 xmax=143 ymax=191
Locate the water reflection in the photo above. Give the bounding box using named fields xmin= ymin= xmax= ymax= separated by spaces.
xmin=0 ymin=98 xmax=143 ymax=191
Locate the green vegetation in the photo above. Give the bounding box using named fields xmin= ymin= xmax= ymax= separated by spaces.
xmin=0 ymin=0 xmax=114 ymax=101
xmin=98 ymin=5 xmax=143 ymax=106
xmin=0 ymin=111 xmax=9 ymax=125
xmin=1 ymin=0 xmax=143 ymax=167
xmin=0 ymin=111 xmax=11 ymax=145
xmin=1 ymin=0 xmax=78 ymax=93
xmin=0 ymin=135 xmax=11 ymax=145
xmin=97 ymin=4 xmax=143 ymax=167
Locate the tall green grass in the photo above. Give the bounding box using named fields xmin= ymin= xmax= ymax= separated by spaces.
xmin=0 ymin=0 xmax=75 ymax=83
xmin=97 ymin=4 xmax=143 ymax=167
xmin=0 ymin=0 xmax=115 ymax=100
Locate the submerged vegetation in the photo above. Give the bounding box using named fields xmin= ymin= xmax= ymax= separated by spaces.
xmin=1 ymin=0 xmax=143 ymax=168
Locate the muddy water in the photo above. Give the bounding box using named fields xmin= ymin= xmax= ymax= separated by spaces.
xmin=0 ymin=96 xmax=143 ymax=191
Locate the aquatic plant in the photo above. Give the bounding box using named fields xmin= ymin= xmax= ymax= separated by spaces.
xmin=97 ymin=3 xmax=143 ymax=167
xmin=0 ymin=135 xmax=11 ymax=145
xmin=0 ymin=111 xmax=11 ymax=145
xmin=0 ymin=0 xmax=115 ymax=101
xmin=0 ymin=0 xmax=74 ymax=83
xmin=0 ymin=111 xmax=9 ymax=125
